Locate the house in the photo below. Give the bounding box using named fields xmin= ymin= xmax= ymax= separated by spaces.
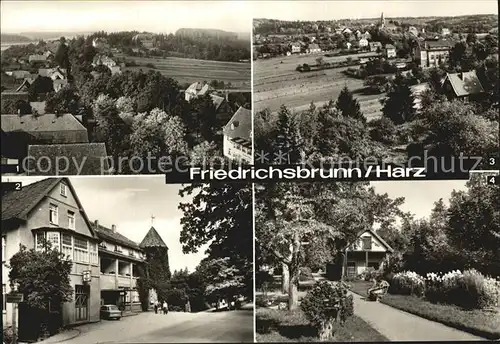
xmin=109 ymin=66 xmax=121 ymax=75
xmin=345 ymin=42 xmax=352 ymax=50
xmin=223 ymin=106 xmax=252 ymax=164
xmin=354 ymin=30 xmax=362 ymax=39
xmin=1 ymin=90 xmax=29 ymax=103
xmin=2 ymin=178 xmax=101 ymax=327
xmin=132 ymin=33 xmax=155 ymax=49
xmin=408 ymin=26 xmax=419 ymax=37
xmin=184 ymin=82 xmax=215 ymax=101
xmin=6 ymin=70 xmax=31 ymax=80
xmin=28 ymin=54 xmax=47 ymax=63
xmin=53 ymin=79 xmax=69 ymax=92
xmin=369 ymin=41 xmax=383 ymax=52
xmin=385 ymin=44 xmax=397 ymax=58
xmin=92 ymin=55 xmax=117 ymax=69
xmin=442 ymin=70 xmax=485 ymax=101
xmin=414 ymin=39 xmax=454 ymax=68
xmin=26 ymin=143 xmax=111 ymax=176
xmin=43 ymin=50 xmax=53 ymax=59
xmin=307 ymin=43 xmax=321 ymax=54
xmin=361 ymin=31 xmax=372 ymax=40
xmin=342 ymin=28 xmax=352 ymax=35
xmin=358 ymin=38 xmax=369 ymax=48
xmin=92 ymin=221 xmax=145 ymax=312
xmin=441 ymin=28 xmax=451 ymax=36
xmin=49 ymin=68 xmax=67 ymax=81
xmin=326 ymin=229 xmax=394 ymax=280
xmin=1 ymin=113 xmax=89 ymax=145
xmin=291 ymin=42 xmax=301 ymax=54
xmin=210 ymin=93 xmax=232 ymax=117
xmin=92 ymin=37 xmax=109 ymax=50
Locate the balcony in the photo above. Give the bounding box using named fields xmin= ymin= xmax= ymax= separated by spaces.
xmin=100 ymin=273 xmax=138 ymax=290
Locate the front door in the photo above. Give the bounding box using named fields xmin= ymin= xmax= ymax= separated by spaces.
xmin=346 ymin=262 xmax=356 ymax=278
xmin=75 ymin=285 xmax=90 ymax=322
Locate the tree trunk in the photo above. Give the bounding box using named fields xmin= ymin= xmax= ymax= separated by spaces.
xmin=318 ymin=318 xmax=336 ymax=341
xmin=281 ymin=263 xmax=289 ymax=294
xmin=288 ymin=270 xmax=299 ymax=310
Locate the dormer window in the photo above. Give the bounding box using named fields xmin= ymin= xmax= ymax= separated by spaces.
xmin=231 ymin=121 xmax=239 ymax=130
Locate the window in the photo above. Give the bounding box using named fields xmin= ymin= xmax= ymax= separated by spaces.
xmin=362 ymin=236 xmax=372 ymax=250
xmin=2 ymin=284 xmax=5 ymax=312
xmin=46 ymin=232 xmax=60 ymax=250
xmin=62 ymin=233 xmax=73 ymax=259
xmin=89 ymin=242 xmax=98 ymax=265
xmin=115 ymin=245 xmax=122 ymax=253
xmin=60 ymin=184 xmax=67 ymax=197
xmin=74 ymin=237 xmax=89 ymax=263
xmin=49 ymin=204 xmax=58 ymax=225
xmin=67 ymin=211 xmax=75 ymax=230
xmin=2 ymin=236 xmax=5 ymax=262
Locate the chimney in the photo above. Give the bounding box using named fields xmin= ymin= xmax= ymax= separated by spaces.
xmin=111 ymin=224 xmax=116 ymax=232
xmin=225 ymin=90 xmax=229 ymax=102
xmin=94 ymin=220 xmax=99 ymax=227
xmin=458 ymin=72 xmax=463 ymax=80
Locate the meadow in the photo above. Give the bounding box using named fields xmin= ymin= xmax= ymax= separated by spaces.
xmin=116 ymin=53 xmax=251 ymax=89
xmin=253 ymin=52 xmax=385 ymax=120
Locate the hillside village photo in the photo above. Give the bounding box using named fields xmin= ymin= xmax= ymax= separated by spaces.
xmin=1 ymin=176 xmax=253 ymax=343
xmin=253 ymin=2 xmax=498 ymax=166
xmin=1 ymin=1 xmax=252 ymax=175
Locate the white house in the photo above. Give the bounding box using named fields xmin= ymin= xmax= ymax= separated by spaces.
xmin=359 ymin=38 xmax=369 ymax=48
xmin=307 ymin=43 xmax=321 ymax=54
xmin=291 ymin=43 xmax=301 ymax=54
xmin=223 ymin=106 xmax=252 ymax=164
xmin=184 ymin=82 xmax=215 ymax=102
xmin=385 ymin=44 xmax=397 ymax=58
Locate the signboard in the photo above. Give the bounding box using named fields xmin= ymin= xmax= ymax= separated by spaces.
xmin=82 ymin=270 xmax=91 ymax=283
xmin=6 ymin=293 xmax=24 ymax=303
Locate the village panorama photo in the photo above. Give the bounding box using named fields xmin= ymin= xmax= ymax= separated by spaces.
xmin=1 ymin=1 xmax=252 ymax=176
xmin=1 ymin=175 xmax=254 ymax=343
xmin=253 ymin=0 xmax=499 ymax=168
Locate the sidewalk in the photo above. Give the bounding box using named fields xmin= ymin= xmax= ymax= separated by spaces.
xmin=350 ymin=292 xmax=485 ymax=341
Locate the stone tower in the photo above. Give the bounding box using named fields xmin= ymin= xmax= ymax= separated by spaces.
xmin=380 ymin=12 xmax=385 ymax=29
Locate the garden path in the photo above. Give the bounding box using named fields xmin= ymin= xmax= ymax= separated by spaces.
xmin=351 ymin=292 xmax=485 ymax=341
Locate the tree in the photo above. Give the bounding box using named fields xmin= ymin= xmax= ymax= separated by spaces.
xmin=189 ymin=141 xmax=220 ymax=165
xmin=382 ymin=74 xmax=416 ymax=125
xmin=8 ymin=239 xmax=73 ymax=316
xmin=273 ymin=105 xmax=304 ymax=163
xmin=1 ymin=99 xmax=31 ymax=115
xmin=54 ymin=37 xmax=70 ymax=72
xmin=28 ymin=76 xmax=54 ymax=101
xmin=335 ymin=86 xmax=365 ymax=122
xmin=44 ymin=86 xmax=80 ymax=115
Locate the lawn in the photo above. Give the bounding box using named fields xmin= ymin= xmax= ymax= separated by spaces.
xmin=349 ymin=280 xmax=500 ymax=340
xmin=256 ymin=307 xmax=389 ymax=342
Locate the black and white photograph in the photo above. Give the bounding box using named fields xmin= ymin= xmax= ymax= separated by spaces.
xmin=1 ymin=1 xmax=252 ymax=176
xmin=253 ymin=1 xmax=498 ymax=166
xmin=2 ymin=176 xmax=253 ymax=343
xmin=255 ymin=172 xmax=500 ymax=341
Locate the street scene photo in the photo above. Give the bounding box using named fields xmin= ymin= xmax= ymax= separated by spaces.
xmin=253 ymin=1 xmax=498 ymax=166
xmin=2 ymin=176 xmax=253 ymax=343
xmin=255 ymin=172 xmax=500 ymax=341
xmin=1 ymin=1 xmax=252 ymax=175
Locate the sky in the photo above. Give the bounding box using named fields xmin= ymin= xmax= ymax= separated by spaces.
xmin=6 ymin=176 xmax=208 ymax=273
xmin=252 ymin=0 xmax=498 ymax=21
xmin=0 ymin=1 xmax=252 ymax=34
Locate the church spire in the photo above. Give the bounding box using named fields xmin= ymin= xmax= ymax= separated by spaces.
xmin=380 ymin=12 xmax=385 ymax=28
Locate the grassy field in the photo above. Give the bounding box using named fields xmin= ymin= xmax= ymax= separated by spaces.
xmin=256 ymin=308 xmax=389 ymax=342
xmin=349 ymin=280 xmax=500 ymax=340
xmin=115 ymin=53 xmax=251 ymax=89
xmin=254 ymin=52 xmax=385 ymax=119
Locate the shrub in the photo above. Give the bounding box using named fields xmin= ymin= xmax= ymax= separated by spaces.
xmin=301 ymin=280 xmax=354 ymax=341
xmin=369 ymin=117 xmax=397 ymax=145
xmin=299 ymin=266 xmax=314 ymax=281
xmin=389 ymin=271 xmax=425 ymax=297
xmin=359 ymin=267 xmax=382 ymax=282
xmin=3 ymin=327 xmax=16 ymax=344
xmin=256 ymin=270 xmax=275 ymax=291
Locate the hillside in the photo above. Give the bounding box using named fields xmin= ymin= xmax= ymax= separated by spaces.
xmin=1 ymin=34 xmax=32 ymax=43
xmin=175 ymin=28 xmax=240 ymax=40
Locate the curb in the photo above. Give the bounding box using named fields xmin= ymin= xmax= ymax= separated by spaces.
xmin=38 ymin=328 xmax=82 ymax=344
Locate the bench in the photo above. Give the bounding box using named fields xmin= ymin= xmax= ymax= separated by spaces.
xmin=367 ymin=281 xmax=389 ymax=301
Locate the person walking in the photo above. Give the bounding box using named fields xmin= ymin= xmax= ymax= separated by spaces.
xmin=162 ymin=300 xmax=169 ymax=314
xmin=154 ymin=301 xmax=158 ymax=314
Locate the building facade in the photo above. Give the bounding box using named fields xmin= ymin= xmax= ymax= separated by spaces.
xmin=2 ymin=178 xmax=101 ymax=327
xmin=223 ymin=106 xmax=253 ymax=164
xmin=414 ymin=40 xmax=454 ymax=68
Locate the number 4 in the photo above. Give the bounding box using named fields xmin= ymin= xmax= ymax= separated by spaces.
xmin=487 ymin=176 xmax=499 ymax=185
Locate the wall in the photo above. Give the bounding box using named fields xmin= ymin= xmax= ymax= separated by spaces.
xmin=346 ymin=231 xmax=388 ymax=253
xmin=223 ymin=136 xmax=253 ymax=164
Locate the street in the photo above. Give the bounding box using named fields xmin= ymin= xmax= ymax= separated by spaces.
xmin=38 ymin=310 xmax=254 ymax=344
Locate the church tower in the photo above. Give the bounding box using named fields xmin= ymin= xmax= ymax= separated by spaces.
xmin=380 ymin=12 xmax=385 ymax=29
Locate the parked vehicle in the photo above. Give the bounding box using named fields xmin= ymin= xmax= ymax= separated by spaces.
xmin=100 ymin=304 xmax=122 ymax=320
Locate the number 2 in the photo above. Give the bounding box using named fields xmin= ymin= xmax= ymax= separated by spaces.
xmin=15 ymin=183 xmax=21 ymax=190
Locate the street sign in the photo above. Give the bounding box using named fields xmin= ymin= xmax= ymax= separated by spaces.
xmin=6 ymin=293 xmax=24 ymax=303
xmin=82 ymin=270 xmax=91 ymax=283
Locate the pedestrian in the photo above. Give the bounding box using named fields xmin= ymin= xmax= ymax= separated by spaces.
xmin=163 ymin=300 xmax=168 ymax=314
xmin=154 ymin=301 xmax=158 ymax=314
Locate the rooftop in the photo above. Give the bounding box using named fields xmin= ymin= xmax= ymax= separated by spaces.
xmin=1 ymin=114 xmax=87 ymax=133
xmin=92 ymin=221 xmax=141 ymax=250
xmin=223 ymin=106 xmax=251 ymax=143
xmin=444 ymin=70 xmax=485 ymax=97
xmin=139 ymin=226 xmax=168 ymax=248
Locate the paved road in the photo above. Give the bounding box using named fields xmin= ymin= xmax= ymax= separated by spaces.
xmin=39 ymin=310 xmax=253 ymax=344
xmin=351 ymin=292 xmax=485 ymax=341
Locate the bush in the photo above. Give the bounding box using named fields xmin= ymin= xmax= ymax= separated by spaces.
xmin=3 ymin=327 xmax=17 ymax=344
xmin=299 ymin=267 xmax=314 ymax=281
xmin=369 ymin=117 xmax=397 ymax=145
xmin=359 ymin=267 xmax=381 ymax=282
xmin=256 ymin=270 xmax=275 ymax=291
xmin=389 ymin=271 xmax=425 ymax=297
xmin=301 ymin=281 xmax=354 ymax=341
xmin=380 ymin=252 xmax=404 ymax=279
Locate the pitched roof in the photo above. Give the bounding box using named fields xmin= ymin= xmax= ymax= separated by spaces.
xmin=223 ymin=106 xmax=251 ymax=143
xmin=1 ymin=177 xmax=98 ymax=238
xmin=423 ymin=39 xmax=454 ymax=49
xmin=308 ymin=43 xmax=320 ymax=50
xmin=347 ymin=228 xmax=394 ymax=252
xmin=385 ymin=44 xmax=396 ymax=49
xmin=1 ymin=114 xmax=87 ymax=134
xmin=26 ymin=143 xmax=110 ymax=175
xmin=16 ymin=79 xmax=31 ymax=92
xmin=210 ymin=94 xmax=225 ymax=111
xmin=444 ymin=70 xmax=485 ymax=97
xmin=198 ymin=84 xmax=214 ymax=96
xmin=186 ymin=82 xmax=203 ymax=93
xmin=92 ymin=222 xmax=141 ymax=250
xmin=369 ymin=41 xmax=382 ymax=46
xmin=139 ymin=226 xmax=168 ymax=248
